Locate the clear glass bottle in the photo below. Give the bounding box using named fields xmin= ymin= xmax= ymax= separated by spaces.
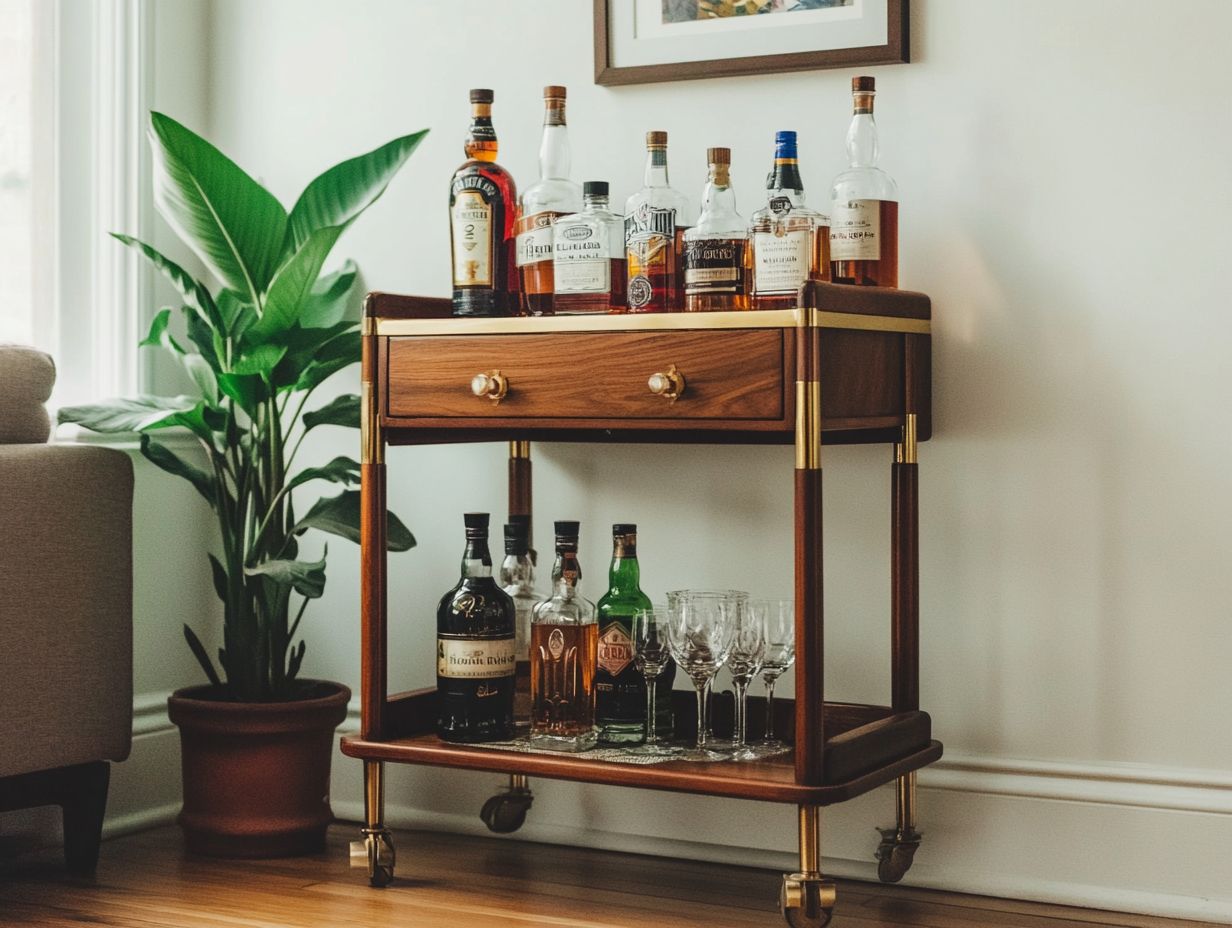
xmin=435 ymin=513 xmax=517 ymax=743
xmin=552 ymin=181 xmax=627 ymax=314
xmin=516 ymin=86 xmax=582 ymax=316
xmin=450 ymin=89 xmax=519 ymax=316
xmin=683 ymin=147 xmax=749 ymax=312
xmin=530 ymin=521 xmax=598 ymax=752
xmin=624 ymin=131 xmax=690 ymax=314
xmin=749 ymin=130 xmax=830 ymax=310
xmin=829 ymin=76 xmax=899 ymax=288
xmin=500 ymin=519 xmax=538 ymax=729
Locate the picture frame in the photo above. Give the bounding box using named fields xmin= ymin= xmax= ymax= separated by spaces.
xmin=594 ymin=0 xmax=909 ymax=87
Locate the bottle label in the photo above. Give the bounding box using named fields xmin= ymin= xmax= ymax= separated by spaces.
xmin=451 ymin=182 xmax=495 ymax=287
xmin=515 ymin=211 xmax=561 ymax=267
xmin=625 ymin=205 xmax=677 ymax=310
xmin=437 ymin=635 xmax=517 ymax=679
xmin=683 ymin=239 xmax=746 ymax=294
xmin=830 ymin=198 xmax=881 ymax=262
xmin=597 ymin=621 xmax=634 ymax=677
xmin=553 ymin=224 xmax=613 ymax=293
xmin=753 ymin=229 xmax=810 ymax=294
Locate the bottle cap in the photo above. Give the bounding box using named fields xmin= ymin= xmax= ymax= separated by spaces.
xmin=852 ymin=76 xmax=875 ymax=92
xmin=463 ymin=512 xmax=490 ymax=536
xmin=544 ymin=85 xmax=567 ymax=100
xmin=583 ymin=181 xmax=609 ymax=197
xmin=504 ymin=522 xmax=529 ymax=554
xmin=509 ymin=513 xmax=531 ymax=530
xmin=707 ymin=147 xmax=731 ymax=166
xmin=469 ymin=88 xmax=494 ymax=104
xmin=775 ymin=130 xmax=797 ymax=146
xmin=646 ymin=130 xmax=668 ymax=148
xmin=612 ymin=523 xmax=637 ymax=535
xmin=554 ymin=520 xmax=580 ymax=538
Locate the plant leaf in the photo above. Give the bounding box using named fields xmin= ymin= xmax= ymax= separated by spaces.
xmin=112 ymin=233 xmax=220 ymax=327
xmin=287 ymin=640 xmax=306 ymax=681
xmin=184 ymin=624 xmax=221 ymax=686
xmin=140 ymin=308 xmax=184 ymax=353
xmin=140 ymin=434 xmax=214 ymax=503
xmin=285 ymin=455 xmax=360 ymax=492
xmin=141 ymin=308 xmax=218 ymax=402
xmin=252 ymin=225 xmax=344 ymax=341
xmin=245 ymin=551 xmax=327 ymax=599
xmin=207 ymin=554 xmax=229 ymax=603
xmin=232 ymin=343 xmax=287 ymax=376
xmin=148 ymin=111 xmax=287 ymax=302
xmin=302 ymin=393 xmax=359 ymax=430
xmin=58 ymin=395 xmax=199 ymax=433
xmin=295 ymin=331 xmax=360 ymax=392
xmin=300 ymin=260 xmax=358 ymax=328
xmin=292 ymin=490 xmax=414 ymax=551
xmin=216 ymin=372 xmax=267 ymax=416
xmin=285 ymin=130 xmax=427 ymax=252
xmin=269 ymin=321 xmax=355 ymax=390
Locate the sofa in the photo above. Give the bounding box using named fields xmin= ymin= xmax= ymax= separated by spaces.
xmin=0 ymin=345 xmax=133 ymax=873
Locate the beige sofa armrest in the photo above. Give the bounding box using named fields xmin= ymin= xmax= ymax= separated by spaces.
xmin=0 ymin=443 xmax=134 ymax=778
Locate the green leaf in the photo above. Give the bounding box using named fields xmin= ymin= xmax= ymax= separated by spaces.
xmin=302 ymin=393 xmax=359 ymax=430
xmin=181 ymin=305 xmax=222 ymax=372
xmin=148 ymin=111 xmax=287 ymax=302
xmin=285 ymin=455 xmax=360 ymax=492
xmin=292 ymin=489 xmax=415 ymax=551
xmin=295 ymin=331 xmax=360 ymax=391
xmin=184 ymin=353 xmax=220 ymax=405
xmin=300 ymin=260 xmax=358 ymax=328
xmin=216 ymin=372 xmax=267 ymax=416
xmin=112 ymin=233 xmax=220 ymax=327
xmin=285 ymin=130 xmax=427 ymax=253
xmin=58 ymin=395 xmax=199 ymax=433
xmin=207 ymin=554 xmax=229 ymax=603
xmin=252 ymin=225 xmax=344 ymax=341
xmin=216 ymin=289 xmax=251 ymax=332
xmin=143 ymin=402 xmax=219 ymax=447
xmin=184 ymin=624 xmax=221 ymax=687
xmin=245 ymin=551 xmax=327 ymax=599
xmin=269 ymin=321 xmax=355 ymax=390
xmin=287 ymin=640 xmax=306 ymax=681
xmin=140 ymin=308 xmax=184 ymax=353
xmin=140 ymin=434 xmax=214 ymax=503
xmin=141 ymin=308 xmax=218 ymax=402
xmin=232 ymin=343 xmax=287 ymax=376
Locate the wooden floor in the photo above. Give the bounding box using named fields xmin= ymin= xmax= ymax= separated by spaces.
xmin=0 ymin=824 xmax=1215 ymax=928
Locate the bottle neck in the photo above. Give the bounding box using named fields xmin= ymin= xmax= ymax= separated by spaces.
xmin=539 ymin=104 xmax=571 ymax=180
xmin=500 ymin=551 xmax=534 ymax=589
xmin=607 ymin=546 xmax=641 ymax=592
xmin=768 ymin=158 xmax=805 ymax=196
xmin=643 ymin=147 xmax=670 ymax=188
xmin=461 ymin=537 xmax=493 ymax=578
xmin=846 ymin=104 xmax=879 ymax=168
xmin=552 ymin=550 xmax=582 ymax=594
xmin=465 ymin=103 xmax=498 ymax=163
xmin=700 ymin=165 xmax=738 ymax=219
xmin=583 ymin=194 xmax=610 ymax=212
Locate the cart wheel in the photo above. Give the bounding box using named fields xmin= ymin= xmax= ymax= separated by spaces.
xmin=875 ymin=826 xmax=921 ymax=883
xmin=480 ymin=790 xmax=534 ymax=834
xmin=350 ymin=828 xmax=396 ymax=887
xmin=780 ymin=872 xmax=836 ymax=928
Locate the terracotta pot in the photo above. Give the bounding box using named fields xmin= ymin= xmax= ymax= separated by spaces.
xmin=167 ymin=681 xmax=350 ymax=858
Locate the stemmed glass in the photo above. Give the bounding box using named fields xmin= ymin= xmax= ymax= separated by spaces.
xmin=665 ymin=592 xmax=735 ymax=762
xmin=726 ymin=600 xmax=767 ymax=761
xmin=755 ymin=599 xmax=795 ymax=756
xmin=623 ymin=607 xmax=682 ymax=757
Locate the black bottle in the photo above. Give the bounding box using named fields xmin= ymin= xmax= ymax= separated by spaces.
xmin=436 ymin=512 xmax=517 ymax=742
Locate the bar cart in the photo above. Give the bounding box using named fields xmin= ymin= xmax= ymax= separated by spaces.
xmin=340 ymin=280 xmax=940 ymax=927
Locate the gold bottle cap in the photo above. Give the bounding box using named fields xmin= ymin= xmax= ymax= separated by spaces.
xmin=544 ymin=85 xmax=567 ymax=100
xmin=646 ymin=130 xmax=668 ymax=148
xmin=852 ymin=76 xmax=875 ymax=92
xmin=469 ymin=88 xmax=494 ymax=104
xmin=707 ymin=147 xmax=731 ymax=165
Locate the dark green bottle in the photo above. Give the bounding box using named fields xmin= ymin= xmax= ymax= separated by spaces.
xmin=595 ymin=524 xmax=674 ymax=743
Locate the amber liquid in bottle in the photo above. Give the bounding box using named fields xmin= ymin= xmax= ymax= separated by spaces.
xmin=830 ymin=199 xmax=897 ymax=287
xmin=530 ymin=622 xmax=599 ymax=739
xmin=554 ymin=258 xmax=628 ymax=314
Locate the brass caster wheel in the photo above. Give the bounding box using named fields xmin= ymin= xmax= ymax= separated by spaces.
xmin=480 ymin=787 xmax=534 ymax=834
xmin=349 ymin=828 xmax=395 ymax=887
xmin=780 ymin=873 xmax=836 ymax=928
xmin=875 ymin=826 xmax=921 ymax=883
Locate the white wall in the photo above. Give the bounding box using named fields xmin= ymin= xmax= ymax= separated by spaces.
xmin=107 ymin=0 xmax=1232 ymax=920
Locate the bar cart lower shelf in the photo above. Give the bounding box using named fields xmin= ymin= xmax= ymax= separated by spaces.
xmin=347 ymin=282 xmax=941 ymax=927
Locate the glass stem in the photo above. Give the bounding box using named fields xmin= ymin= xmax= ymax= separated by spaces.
xmin=695 ymin=677 xmax=711 ymax=749
xmin=644 ymin=676 xmax=658 ymax=746
xmin=733 ymin=678 xmax=749 ymax=748
xmin=763 ymin=676 xmax=777 ymax=742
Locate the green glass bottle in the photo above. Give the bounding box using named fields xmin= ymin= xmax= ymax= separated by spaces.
xmin=595 ymin=524 xmax=674 ymax=743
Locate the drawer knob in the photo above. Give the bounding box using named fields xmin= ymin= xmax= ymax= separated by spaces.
xmin=647 ymin=365 xmax=685 ymax=403
xmin=471 ymin=370 xmax=508 ymax=403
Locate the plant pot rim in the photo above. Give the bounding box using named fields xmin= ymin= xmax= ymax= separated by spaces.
xmin=168 ymin=679 xmax=351 ymax=734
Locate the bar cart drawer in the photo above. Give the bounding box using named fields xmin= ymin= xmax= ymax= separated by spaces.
xmin=385 ymin=329 xmax=786 ymax=421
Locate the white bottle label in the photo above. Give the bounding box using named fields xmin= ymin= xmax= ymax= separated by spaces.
xmin=753 ymin=229 xmax=810 ymax=294
xmin=553 ymin=224 xmax=613 ymax=293
xmin=437 ymin=636 xmax=517 ymax=680
xmin=830 ymin=198 xmax=881 ymax=262
xmin=451 ymin=190 xmax=492 ymax=287
xmin=515 ymin=212 xmax=557 ymax=267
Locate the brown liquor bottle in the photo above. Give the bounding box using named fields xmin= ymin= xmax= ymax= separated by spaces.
xmin=683 ymin=148 xmax=750 ymax=313
xmin=624 ymin=132 xmax=690 ymax=313
xmin=829 ymin=76 xmax=899 ymax=288
xmin=450 ymin=89 xmax=520 ymax=316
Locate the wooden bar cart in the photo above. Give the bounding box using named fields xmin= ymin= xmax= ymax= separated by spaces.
xmin=340 ymin=280 xmax=941 ymax=927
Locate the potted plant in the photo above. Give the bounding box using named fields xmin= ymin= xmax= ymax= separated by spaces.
xmin=60 ymin=113 xmax=425 ymax=857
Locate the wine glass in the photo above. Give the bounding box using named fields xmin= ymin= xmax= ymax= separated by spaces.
xmin=725 ymin=600 xmax=766 ymax=760
xmin=623 ymin=607 xmax=682 ymax=757
xmin=755 ymin=599 xmax=795 ymax=755
xmin=667 ymin=590 xmax=748 ymax=748
xmin=665 ymin=593 xmax=735 ymax=762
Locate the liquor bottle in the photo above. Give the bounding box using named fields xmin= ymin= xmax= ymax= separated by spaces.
xmin=749 ymin=131 xmax=830 ymax=310
xmin=829 ymin=76 xmax=899 ymax=288
xmin=450 ymin=89 xmax=519 ymax=316
xmin=530 ymin=521 xmax=598 ymax=752
xmin=552 ymin=181 xmax=627 ymax=314
xmin=436 ymin=513 xmax=517 ymax=743
xmin=624 ymin=131 xmax=690 ymax=313
xmin=683 ymin=147 xmax=749 ymax=312
xmin=516 ymin=86 xmax=582 ymax=315
xmin=500 ymin=519 xmax=538 ymax=729
xmin=595 ymin=524 xmax=674 ymax=744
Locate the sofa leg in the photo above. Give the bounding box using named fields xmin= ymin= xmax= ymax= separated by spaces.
xmin=62 ymin=762 xmax=110 ymax=875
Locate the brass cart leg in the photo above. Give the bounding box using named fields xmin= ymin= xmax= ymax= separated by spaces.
xmin=877 ymin=771 xmax=921 ymax=883
xmin=781 ymin=805 xmax=836 ymax=927
xmin=350 ymin=760 xmax=395 ymax=887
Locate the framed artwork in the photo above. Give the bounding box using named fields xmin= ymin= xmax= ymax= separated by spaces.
xmin=594 ymin=0 xmax=908 ymax=86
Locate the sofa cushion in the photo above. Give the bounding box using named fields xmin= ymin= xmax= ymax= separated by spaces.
xmin=0 ymin=344 xmax=56 ymax=444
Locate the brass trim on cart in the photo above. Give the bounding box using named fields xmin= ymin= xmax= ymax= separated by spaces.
xmin=360 ymin=381 xmax=382 ymax=465
xmin=509 ymin=440 xmax=530 ymax=460
xmin=895 ymin=413 xmax=918 ymax=465
xmin=795 ymin=381 xmax=822 ymax=470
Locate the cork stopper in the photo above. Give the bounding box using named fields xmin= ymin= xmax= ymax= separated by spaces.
xmin=544 ymin=85 xmax=566 ymax=100
xmin=646 ymin=130 xmax=668 ymax=148
xmin=707 ymin=147 xmax=731 ymax=166
xmin=852 ymin=76 xmax=875 ymax=92
xmin=469 ymin=88 xmax=494 ymax=104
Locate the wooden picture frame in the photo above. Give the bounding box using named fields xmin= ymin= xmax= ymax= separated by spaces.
xmin=594 ymin=0 xmax=909 ymax=87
